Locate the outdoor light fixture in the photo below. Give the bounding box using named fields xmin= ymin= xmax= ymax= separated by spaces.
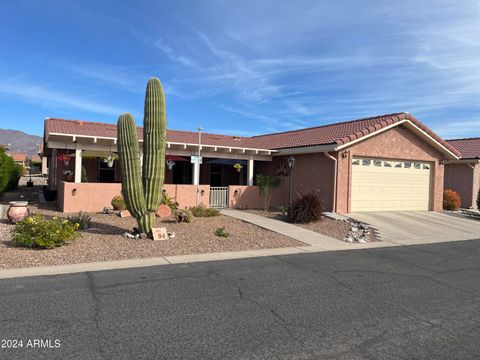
xmin=287 ymin=156 xmax=295 ymax=168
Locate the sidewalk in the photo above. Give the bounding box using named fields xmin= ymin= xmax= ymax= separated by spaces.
xmin=220 ymin=209 xmax=342 ymax=246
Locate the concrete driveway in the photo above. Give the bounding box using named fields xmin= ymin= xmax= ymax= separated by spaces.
xmin=348 ymin=211 xmax=480 ymax=244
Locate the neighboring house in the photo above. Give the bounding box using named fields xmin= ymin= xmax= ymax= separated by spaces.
xmin=0 ymin=144 xmax=10 ymax=155
xmin=10 ymin=152 xmax=28 ymax=167
xmin=43 ymin=112 xmax=460 ymax=213
xmin=445 ymin=138 xmax=480 ymax=209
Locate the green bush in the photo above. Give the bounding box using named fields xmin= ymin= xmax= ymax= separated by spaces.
xmin=0 ymin=147 xmax=15 ymax=195
xmin=8 ymin=164 xmax=24 ymax=191
xmin=256 ymin=174 xmax=280 ymax=211
xmin=188 ymin=204 xmax=220 ymax=217
xmin=11 ymin=215 xmax=80 ymax=249
xmin=111 ymin=195 xmax=127 ymax=211
xmin=214 ymin=227 xmax=229 ymax=238
xmin=174 ymin=209 xmax=193 ymax=223
xmin=68 ymin=211 xmax=92 ymax=230
xmin=288 ymin=193 xmax=322 ymax=223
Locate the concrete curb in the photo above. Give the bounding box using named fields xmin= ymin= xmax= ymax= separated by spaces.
xmin=0 ymin=241 xmax=399 ymax=280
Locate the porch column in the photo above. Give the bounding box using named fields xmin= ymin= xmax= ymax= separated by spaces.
xmin=247 ymin=158 xmax=254 ymax=186
xmin=192 ymin=160 xmax=200 ymax=185
xmin=74 ymin=149 xmax=82 ymax=183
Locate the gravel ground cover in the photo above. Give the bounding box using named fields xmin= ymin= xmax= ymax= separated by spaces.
xmin=246 ymin=209 xmax=353 ymax=240
xmin=0 ymin=204 xmax=305 ymax=269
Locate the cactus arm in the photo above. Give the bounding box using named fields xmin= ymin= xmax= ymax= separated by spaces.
xmin=117 ymin=113 xmax=146 ymax=219
xmin=142 ymin=77 xmax=166 ymax=213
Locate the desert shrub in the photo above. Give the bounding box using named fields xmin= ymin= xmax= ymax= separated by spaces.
xmin=256 ymin=174 xmax=280 ymax=211
xmin=68 ymin=211 xmax=92 ymax=230
xmin=288 ymin=193 xmax=322 ymax=223
xmin=443 ymin=189 xmax=461 ymax=211
xmin=111 ymin=195 xmax=127 ymax=211
xmin=214 ymin=227 xmax=229 ymax=238
xmin=11 ymin=215 xmax=80 ymax=249
xmin=188 ymin=204 xmax=220 ymax=217
xmin=174 ymin=209 xmax=193 ymax=223
xmin=161 ymin=191 xmax=178 ymax=210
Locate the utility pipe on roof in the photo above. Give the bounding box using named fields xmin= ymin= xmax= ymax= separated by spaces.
xmin=324 ymin=152 xmax=337 ymax=212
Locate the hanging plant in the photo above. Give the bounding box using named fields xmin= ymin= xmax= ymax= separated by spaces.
xmin=57 ymin=153 xmax=71 ymax=166
xmin=233 ymin=163 xmax=243 ymax=172
xmin=63 ymin=170 xmax=74 ymax=182
xmin=166 ymin=159 xmax=175 ymax=170
xmin=103 ymin=154 xmax=115 ymax=168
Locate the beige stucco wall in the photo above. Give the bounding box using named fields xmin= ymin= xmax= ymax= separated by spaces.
xmin=336 ymin=126 xmax=446 ymax=213
xmin=444 ymin=162 xmax=480 ymax=208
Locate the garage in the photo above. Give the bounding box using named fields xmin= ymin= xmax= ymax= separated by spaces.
xmin=351 ymin=157 xmax=432 ymax=212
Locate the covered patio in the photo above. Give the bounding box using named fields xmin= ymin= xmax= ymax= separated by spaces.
xmin=44 ymin=118 xmax=275 ymax=212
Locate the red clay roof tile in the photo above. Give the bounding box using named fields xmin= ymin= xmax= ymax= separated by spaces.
xmin=446 ymin=138 xmax=480 ymax=159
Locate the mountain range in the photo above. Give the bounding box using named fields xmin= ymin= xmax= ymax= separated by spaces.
xmin=0 ymin=129 xmax=42 ymax=157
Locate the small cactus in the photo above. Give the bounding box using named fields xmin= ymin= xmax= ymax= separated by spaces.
xmin=117 ymin=77 xmax=166 ymax=236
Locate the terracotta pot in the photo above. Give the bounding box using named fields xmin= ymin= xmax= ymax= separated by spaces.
xmin=7 ymin=201 xmax=30 ymax=223
xmin=65 ymin=174 xmax=74 ymax=182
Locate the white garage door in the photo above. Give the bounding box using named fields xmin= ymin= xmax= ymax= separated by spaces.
xmin=351 ymin=158 xmax=431 ymax=212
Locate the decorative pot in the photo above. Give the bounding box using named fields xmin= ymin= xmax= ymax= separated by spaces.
xmin=7 ymin=201 xmax=30 ymax=223
xmin=65 ymin=174 xmax=74 ymax=182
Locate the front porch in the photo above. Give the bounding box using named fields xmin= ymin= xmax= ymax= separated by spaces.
xmin=45 ymin=131 xmax=276 ymax=212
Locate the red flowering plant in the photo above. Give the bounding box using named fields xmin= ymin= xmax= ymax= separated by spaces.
xmin=57 ymin=153 xmax=71 ymax=165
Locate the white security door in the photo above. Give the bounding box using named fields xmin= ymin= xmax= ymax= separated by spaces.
xmin=351 ymin=158 xmax=431 ymax=212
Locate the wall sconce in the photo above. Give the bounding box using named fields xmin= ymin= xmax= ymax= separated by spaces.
xmin=200 ymin=189 xmax=205 ymax=196
xmin=342 ymin=151 xmax=349 ymax=159
xmin=234 ymin=189 xmax=239 ymax=196
xmin=72 ymin=188 xmax=77 ymax=196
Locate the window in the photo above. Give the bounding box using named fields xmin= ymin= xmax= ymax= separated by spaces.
xmin=404 ymin=162 xmax=412 ymax=168
xmin=374 ymin=160 xmax=382 ymax=167
xmin=383 ymin=161 xmax=392 ymax=167
xmin=414 ymin=162 xmax=421 ymax=169
xmin=422 ymin=164 xmax=430 ymax=170
xmin=362 ymin=159 xmax=371 ymax=166
xmin=352 ymin=159 xmax=360 ymax=166
xmin=394 ymin=162 xmax=402 ymax=168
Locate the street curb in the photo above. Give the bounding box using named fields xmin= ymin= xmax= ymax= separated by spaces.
xmin=0 ymin=241 xmax=398 ymax=280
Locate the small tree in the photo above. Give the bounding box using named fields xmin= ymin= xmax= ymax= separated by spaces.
xmin=256 ymin=174 xmax=280 ymax=211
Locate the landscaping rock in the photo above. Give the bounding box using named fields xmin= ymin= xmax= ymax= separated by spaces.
xmin=120 ymin=210 xmax=131 ymax=218
xmin=155 ymin=204 xmax=172 ymax=219
xmin=103 ymin=207 xmax=114 ymax=214
xmin=123 ymin=232 xmax=136 ymax=239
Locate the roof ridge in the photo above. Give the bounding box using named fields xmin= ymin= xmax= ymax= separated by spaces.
xmin=251 ymin=112 xmax=407 ymax=138
xmin=46 ymin=117 xmax=249 ymax=139
xmin=446 ymin=137 xmax=480 ymax=142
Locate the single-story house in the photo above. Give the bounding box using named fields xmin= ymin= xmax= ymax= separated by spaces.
xmin=43 ymin=112 xmax=460 ymax=213
xmin=444 ymin=138 xmax=480 ymax=209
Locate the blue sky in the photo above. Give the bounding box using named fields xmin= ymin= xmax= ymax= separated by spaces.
xmin=0 ymin=0 xmax=479 ymax=139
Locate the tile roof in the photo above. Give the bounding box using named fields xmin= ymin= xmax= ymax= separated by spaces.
xmin=446 ymin=138 xmax=480 ymax=159
xmin=44 ymin=112 xmax=460 ymax=156
xmin=10 ymin=152 xmax=27 ymax=162
xmin=45 ymin=118 xmax=257 ymax=149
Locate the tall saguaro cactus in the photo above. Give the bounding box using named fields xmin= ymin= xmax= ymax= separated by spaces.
xmin=117 ymin=77 xmax=166 ymax=236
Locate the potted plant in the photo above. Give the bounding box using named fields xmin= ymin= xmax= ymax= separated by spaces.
xmin=63 ymin=170 xmax=74 ymax=182
xmin=57 ymin=153 xmax=71 ymax=166
xmin=233 ymin=163 xmax=243 ymax=172
xmin=104 ymin=154 xmax=115 ymax=168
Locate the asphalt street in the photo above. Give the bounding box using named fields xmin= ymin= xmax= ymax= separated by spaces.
xmin=1 ymin=239 xmax=480 ymax=359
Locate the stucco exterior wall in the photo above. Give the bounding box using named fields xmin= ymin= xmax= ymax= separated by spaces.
xmin=228 ymin=186 xmax=263 ymax=209
xmin=336 ymin=126 xmax=445 ymax=213
xmin=58 ymin=182 xmax=210 ymax=213
xmin=444 ymin=163 xmax=478 ymax=208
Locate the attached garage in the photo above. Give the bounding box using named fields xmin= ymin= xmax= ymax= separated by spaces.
xmin=351 ymin=157 xmax=432 ymax=212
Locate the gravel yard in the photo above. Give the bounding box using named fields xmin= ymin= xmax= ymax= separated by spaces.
xmin=246 ymin=210 xmax=352 ymax=240
xmin=0 ymin=204 xmax=305 ymax=269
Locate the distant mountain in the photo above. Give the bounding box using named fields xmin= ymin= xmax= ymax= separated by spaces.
xmin=0 ymin=129 xmax=42 ymax=157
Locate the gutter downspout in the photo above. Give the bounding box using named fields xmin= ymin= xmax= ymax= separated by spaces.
xmin=324 ymin=152 xmax=337 ymax=212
